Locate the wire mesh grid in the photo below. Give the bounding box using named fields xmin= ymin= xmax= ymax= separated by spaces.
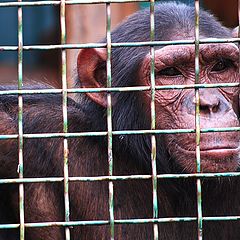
xmin=0 ymin=0 xmax=239 ymax=240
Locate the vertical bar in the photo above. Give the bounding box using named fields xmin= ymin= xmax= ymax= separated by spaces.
xmin=17 ymin=0 xmax=25 ymax=239
xmin=194 ymin=1 xmax=203 ymax=239
xmin=60 ymin=1 xmax=70 ymax=239
xmin=150 ymin=1 xmax=158 ymax=239
xmin=106 ymin=3 xmax=114 ymax=240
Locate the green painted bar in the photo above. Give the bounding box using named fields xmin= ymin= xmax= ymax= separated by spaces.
xmin=1 ymin=215 xmax=240 ymax=230
xmin=60 ymin=0 xmax=71 ymax=239
xmin=106 ymin=3 xmax=115 ymax=239
xmin=149 ymin=1 xmax=159 ymax=239
xmin=0 ymin=125 xmax=239 ymax=141
xmin=17 ymin=1 xmax=25 ymax=239
xmin=1 ymin=171 xmax=240 ymax=185
xmin=194 ymin=1 xmax=203 ymax=239
xmin=0 ymin=82 xmax=238 ymax=96
xmin=1 ymin=37 xmax=240 ymax=51
xmin=0 ymin=0 xmax=147 ymax=7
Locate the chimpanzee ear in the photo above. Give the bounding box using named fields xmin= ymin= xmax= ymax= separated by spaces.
xmin=232 ymin=26 xmax=239 ymax=38
xmin=77 ymin=48 xmax=107 ymax=107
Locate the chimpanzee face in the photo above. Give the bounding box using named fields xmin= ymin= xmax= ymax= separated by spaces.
xmin=140 ymin=43 xmax=239 ymax=173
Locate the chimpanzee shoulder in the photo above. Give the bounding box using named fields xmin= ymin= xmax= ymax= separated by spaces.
xmin=0 ymin=85 xmax=91 ymax=134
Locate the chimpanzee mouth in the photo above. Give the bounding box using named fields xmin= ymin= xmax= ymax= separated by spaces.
xmin=177 ymin=146 xmax=240 ymax=160
xmin=172 ymin=144 xmax=240 ymax=173
xmin=200 ymin=147 xmax=240 ymax=159
xmin=175 ymin=143 xmax=240 ymax=155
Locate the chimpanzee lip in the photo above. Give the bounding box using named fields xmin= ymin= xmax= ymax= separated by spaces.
xmin=200 ymin=148 xmax=239 ymax=158
xmin=176 ymin=144 xmax=239 ymax=157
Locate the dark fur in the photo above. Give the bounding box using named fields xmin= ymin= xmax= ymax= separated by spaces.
xmin=0 ymin=2 xmax=239 ymax=239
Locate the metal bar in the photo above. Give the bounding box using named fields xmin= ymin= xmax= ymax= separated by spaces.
xmin=106 ymin=3 xmax=114 ymax=239
xmin=1 ymin=215 xmax=240 ymax=230
xmin=17 ymin=1 xmax=25 ymax=239
xmin=60 ymin=0 xmax=71 ymax=239
xmin=194 ymin=1 xmax=203 ymax=239
xmin=1 ymin=38 xmax=240 ymax=50
xmin=0 ymin=125 xmax=239 ymax=141
xmin=0 ymin=82 xmax=238 ymax=96
xmin=149 ymin=1 xmax=158 ymax=239
xmin=0 ymin=0 xmax=147 ymax=7
xmin=1 ymin=170 xmax=240 ymax=185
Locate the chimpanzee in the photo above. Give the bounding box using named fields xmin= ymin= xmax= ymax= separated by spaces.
xmin=0 ymin=2 xmax=239 ymax=240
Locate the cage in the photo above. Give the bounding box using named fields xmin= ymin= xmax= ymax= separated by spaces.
xmin=0 ymin=0 xmax=239 ymax=239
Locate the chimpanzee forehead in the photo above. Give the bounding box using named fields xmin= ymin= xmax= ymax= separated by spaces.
xmin=146 ymin=43 xmax=239 ymax=66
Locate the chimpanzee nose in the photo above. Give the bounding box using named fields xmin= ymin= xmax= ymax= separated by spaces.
xmin=190 ymin=89 xmax=221 ymax=116
xmin=199 ymin=90 xmax=220 ymax=115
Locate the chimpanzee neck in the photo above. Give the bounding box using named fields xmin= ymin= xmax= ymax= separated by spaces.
xmin=160 ymin=178 xmax=240 ymax=217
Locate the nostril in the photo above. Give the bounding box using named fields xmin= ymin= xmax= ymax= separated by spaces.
xmin=198 ymin=95 xmax=220 ymax=115
xmin=199 ymin=101 xmax=220 ymax=115
xmin=212 ymin=103 xmax=219 ymax=113
xmin=199 ymin=105 xmax=209 ymax=112
xmin=190 ymin=92 xmax=221 ymax=115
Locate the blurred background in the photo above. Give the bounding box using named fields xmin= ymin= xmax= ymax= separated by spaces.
xmin=0 ymin=0 xmax=238 ymax=88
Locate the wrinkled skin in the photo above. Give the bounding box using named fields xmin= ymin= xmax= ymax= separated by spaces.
xmin=140 ymin=43 xmax=240 ymax=173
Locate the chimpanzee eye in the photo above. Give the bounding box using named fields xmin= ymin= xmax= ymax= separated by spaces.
xmin=211 ymin=59 xmax=234 ymax=72
xmin=156 ymin=67 xmax=182 ymax=77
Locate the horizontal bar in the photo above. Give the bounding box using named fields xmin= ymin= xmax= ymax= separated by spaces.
xmin=0 ymin=126 xmax=239 ymax=140
xmin=0 ymin=172 xmax=240 ymax=185
xmin=0 ymin=215 xmax=240 ymax=229
xmin=113 ymin=127 xmax=240 ymax=135
xmin=0 ymin=0 xmax=147 ymax=7
xmin=0 ymin=224 xmax=19 ymax=229
xmin=113 ymin=38 xmax=240 ymax=46
xmin=0 ymin=43 xmax=106 ymax=51
xmin=0 ymin=83 xmax=238 ymax=96
xmin=0 ymin=38 xmax=240 ymax=51
xmin=115 ymin=216 xmax=240 ymax=224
